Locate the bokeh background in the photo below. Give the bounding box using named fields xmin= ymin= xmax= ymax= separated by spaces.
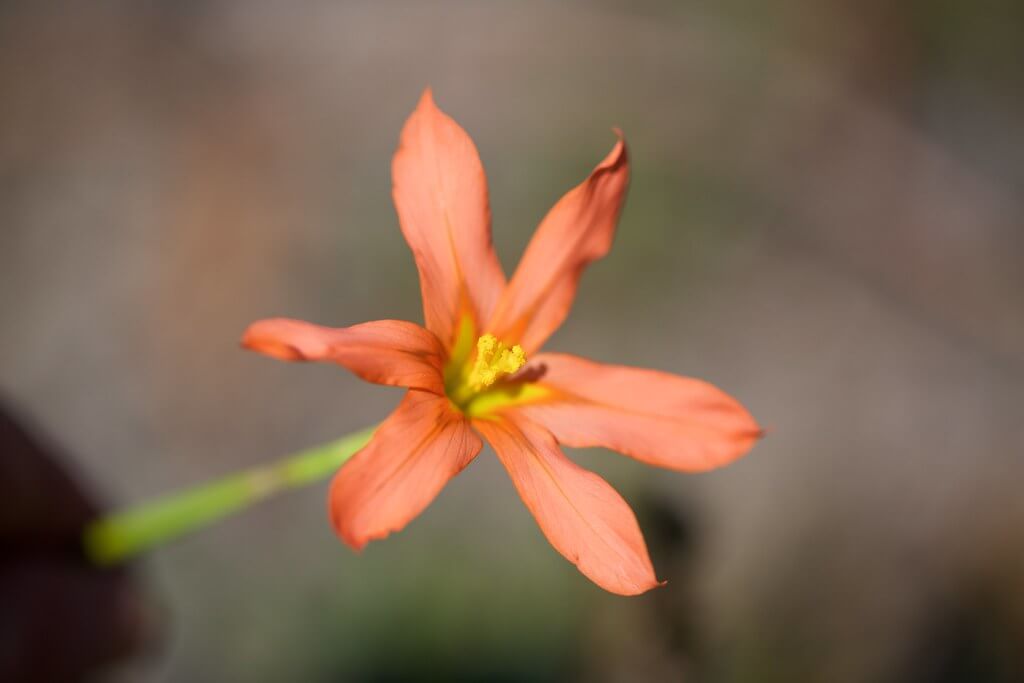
xmin=2 ymin=1 xmax=1023 ymax=681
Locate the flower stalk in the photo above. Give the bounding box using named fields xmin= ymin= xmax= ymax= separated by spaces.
xmin=83 ymin=425 xmax=376 ymax=566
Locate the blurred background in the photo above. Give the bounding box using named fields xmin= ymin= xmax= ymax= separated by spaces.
xmin=2 ymin=1 xmax=1023 ymax=681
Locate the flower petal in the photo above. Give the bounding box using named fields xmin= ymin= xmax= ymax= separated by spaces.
xmin=487 ymin=133 xmax=629 ymax=354
xmin=392 ymin=89 xmax=506 ymax=349
xmin=474 ymin=413 xmax=661 ymax=596
xmin=242 ymin=318 xmax=446 ymax=394
xmin=514 ymin=353 xmax=762 ymax=472
xmin=330 ymin=391 xmax=481 ymax=549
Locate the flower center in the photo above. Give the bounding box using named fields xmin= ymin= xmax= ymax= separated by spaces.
xmin=446 ymin=330 xmax=527 ymax=409
xmin=467 ymin=334 xmax=527 ymax=391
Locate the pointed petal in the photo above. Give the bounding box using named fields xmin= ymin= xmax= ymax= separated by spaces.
xmin=392 ymin=89 xmax=506 ymax=349
xmin=487 ymin=133 xmax=629 ymax=354
xmin=474 ymin=413 xmax=661 ymax=596
xmin=329 ymin=391 xmax=481 ymax=549
xmin=515 ymin=353 xmax=762 ymax=472
xmin=242 ymin=318 xmax=446 ymax=394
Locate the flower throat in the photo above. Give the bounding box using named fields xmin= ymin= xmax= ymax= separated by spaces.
xmin=446 ymin=326 xmax=527 ymax=408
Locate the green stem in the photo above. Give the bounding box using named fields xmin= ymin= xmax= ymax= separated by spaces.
xmin=83 ymin=425 xmax=377 ymax=566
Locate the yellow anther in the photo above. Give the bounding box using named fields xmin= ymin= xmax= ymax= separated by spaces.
xmin=466 ymin=334 xmax=526 ymax=391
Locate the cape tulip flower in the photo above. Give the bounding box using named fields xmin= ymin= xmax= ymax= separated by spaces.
xmin=242 ymin=90 xmax=761 ymax=595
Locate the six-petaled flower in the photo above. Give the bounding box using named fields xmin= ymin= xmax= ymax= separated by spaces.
xmin=242 ymin=90 xmax=762 ymax=595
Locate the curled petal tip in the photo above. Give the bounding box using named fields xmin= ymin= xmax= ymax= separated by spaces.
xmin=334 ymin=525 xmax=371 ymax=552
xmin=609 ymin=129 xmax=627 ymax=159
xmin=332 ymin=517 xmax=399 ymax=551
xmin=339 ymin=533 xmax=366 ymax=553
xmin=605 ymin=133 xmax=628 ymax=168
xmin=240 ymin=320 xmax=304 ymax=361
xmin=418 ymin=86 xmax=436 ymax=108
xmin=609 ymin=576 xmax=666 ymax=597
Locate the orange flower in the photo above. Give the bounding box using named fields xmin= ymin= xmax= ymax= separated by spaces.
xmin=242 ymin=90 xmax=761 ymax=595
